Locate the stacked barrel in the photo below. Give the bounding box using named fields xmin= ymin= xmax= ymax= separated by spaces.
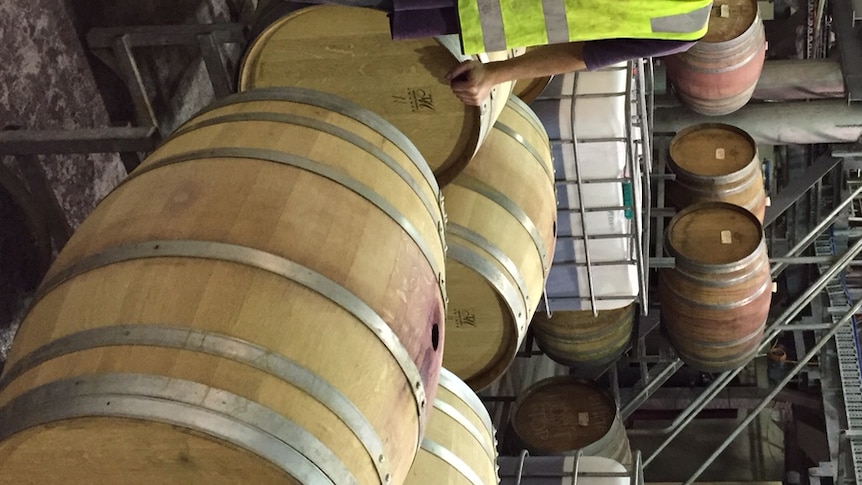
xmin=492 ymin=64 xmax=636 ymax=471
xmin=660 ymin=124 xmax=771 ymax=373
xmin=0 ymin=4 xmax=561 ymax=484
xmin=0 ymin=86 xmax=447 ymax=485
xmin=506 ymin=377 xmax=633 ymax=468
xmin=525 ymin=63 xmax=641 ymax=373
xmin=656 ymin=0 xmax=772 ymax=374
xmin=664 ymin=0 xmax=767 ymax=116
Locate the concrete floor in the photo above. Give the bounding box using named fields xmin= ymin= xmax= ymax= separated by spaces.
xmin=629 ymin=412 xmax=786 ymax=482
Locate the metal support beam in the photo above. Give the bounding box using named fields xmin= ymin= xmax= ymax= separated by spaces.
xmin=783 ymin=322 xmax=839 ymax=331
xmin=500 ymin=452 xmax=645 ymax=484
xmin=0 ymin=127 xmax=158 ymax=155
xmin=11 ymin=155 xmax=73 ymax=249
xmin=198 ymin=34 xmax=234 ymax=97
xmin=112 ymin=35 xmax=160 ymax=130
xmin=832 ymin=0 xmax=862 ymax=103
xmin=770 ymin=185 xmax=862 ymax=278
xmin=619 ymin=360 xmax=685 ymax=420
xmin=86 ymin=23 xmax=247 ymax=136
xmin=653 ymin=255 xmax=842 ymax=268
xmin=763 ymin=153 xmax=843 ymax=228
xmin=86 ymin=23 xmax=246 ymax=49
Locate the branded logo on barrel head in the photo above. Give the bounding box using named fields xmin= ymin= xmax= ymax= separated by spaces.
xmin=449 ymin=308 xmax=477 ymax=328
xmin=392 ymin=88 xmax=435 ymax=112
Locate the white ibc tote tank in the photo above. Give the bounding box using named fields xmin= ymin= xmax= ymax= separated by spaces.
xmin=530 ymin=63 xmax=642 ymax=312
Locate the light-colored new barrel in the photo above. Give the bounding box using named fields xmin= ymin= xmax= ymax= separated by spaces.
xmin=666 ymin=123 xmax=766 ymax=222
xmin=0 ymin=88 xmax=446 ymax=485
xmin=443 ymin=96 xmax=556 ymax=390
xmin=532 ymin=304 xmax=635 ymax=369
xmin=660 ymin=202 xmax=772 ymax=372
xmin=239 ymin=4 xmax=516 ymax=185
xmin=664 ymin=0 xmax=766 ymax=116
xmin=404 ymin=368 xmax=498 ymax=485
xmin=509 ymin=377 xmax=632 ymax=467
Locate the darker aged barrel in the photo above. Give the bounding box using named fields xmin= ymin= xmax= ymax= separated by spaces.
xmin=664 ymin=0 xmax=766 ymax=116
xmin=660 ymin=202 xmax=771 ymax=372
xmin=531 ymin=304 xmax=636 ymax=369
xmin=0 ymin=88 xmax=447 ymax=485
xmin=508 ymin=377 xmax=632 ymax=467
xmin=666 ymin=123 xmax=767 ymax=221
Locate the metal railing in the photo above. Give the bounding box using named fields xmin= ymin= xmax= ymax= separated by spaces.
xmin=543 ymin=59 xmax=651 ymax=316
xmin=815 ymin=231 xmax=862 ymax=484
xmin=500 ymin=449 xmax=645 ymax=485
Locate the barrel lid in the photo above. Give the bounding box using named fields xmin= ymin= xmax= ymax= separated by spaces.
xmin=669 ymin=123 xmax=756 ymax=178
xmin=665 ymin=202 xmax=763 ymax=266
xmin=239 ymin=5 xmax=482 ymax=185
xmin=442 ymin=251 xmax=521 ymax=391
xmin=703 ymin=0 xmax=758 ymax=43
xmin=511 ymin=377 xmax=616 ymax=453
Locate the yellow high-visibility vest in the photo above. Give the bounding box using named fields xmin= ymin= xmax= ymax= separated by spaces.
xmin=458 ymin=0 xmax=714 ymax=54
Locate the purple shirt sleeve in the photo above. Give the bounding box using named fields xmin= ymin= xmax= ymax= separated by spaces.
xmin=388 ymin=0 xmax=698 ymax=69
xmin=582 ymin=38 xmax=697 ymax=70
xmin=390 ymin=0 xmax=460 ymax=40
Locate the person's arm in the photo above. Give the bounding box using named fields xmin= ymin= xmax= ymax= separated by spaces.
xmin=446 ymin=42 xmax=587 ymax=106
xmin=445 ymin=38 xmax=699 ymax=106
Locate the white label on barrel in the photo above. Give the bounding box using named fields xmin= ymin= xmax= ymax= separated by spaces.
xmin=715 ymin=148 xmax=726 ymax=160
xmin=720 ymin=4 xmax=730 ymax=17
xmin=721 ymin=230 xmax=732 ymax=244
xmin=578 ymin=412 xmax=590 ymax=426
xmin=772 ymin=282 xmax=778 ymax=293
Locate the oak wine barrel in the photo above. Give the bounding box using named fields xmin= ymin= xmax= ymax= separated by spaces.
xmin=666 ymin=123 xmax=767 ymax=221
xmin=443 ymin=96 xmax=556 ymax=390
xmin=404 ymin=368 xmax=498 ymax=485
xmin=508 ymin=377 xmax=632 ymax=467
xmin=531 ymin=304 xmax=635 ymax=369
xmin=664 ymin=0 xmax=766 ymax=116
xmin=513 ymin=74 xmax=552 ymax=103
xmin=239 ymin=4 xmax=517 ymax=185
xmin=0 ymin=88 xmax=447 ymax=485
xmin=512 ymin=49 xmax=552 ymax=103
xmin=660 ymin=202 xmax=771 ymax=372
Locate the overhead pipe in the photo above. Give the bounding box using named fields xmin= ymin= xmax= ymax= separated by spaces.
xmin=653 ymin=59 xmax=844 ymax=105
xmin=654 ymin=100 xmax=862 ymax=145
xmin=751 ymin=59 xmax=844 ymax=101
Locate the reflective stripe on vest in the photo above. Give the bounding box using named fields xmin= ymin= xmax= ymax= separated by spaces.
xmin=459 ymin=0 xmax=714 ymax=54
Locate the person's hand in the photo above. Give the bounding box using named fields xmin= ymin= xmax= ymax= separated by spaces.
xmin=446 ymin=60 xmax=496 ymax=106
